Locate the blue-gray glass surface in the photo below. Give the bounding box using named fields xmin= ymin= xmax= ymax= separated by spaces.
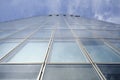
xmin=0 ymin=30 xmax=16 ymax=39
xmin=49 ymin=42 xmax=88 ymax=63
xmin=110 ymin=31 xmax=120 ymax=38
xmin=69 ymin=23 xmax=91 ymax=29
xmin=107 ymin=39 xmax=120 ymax=49
xmin=8 ymin=29 xmax=34 ymax=39
xmin=57 ymin=21 xmax=68 ymax=29
xmin=0 ymin=64 xmax=41 ymax=80
xmin=55 ymin=29 xmax=74 ymax=39
xmin=98 ymin=64 xmax=120 ymax=80
xmin=40 ymin=25 xmax=55 ymax=29
xmin=81 ymin=39 xmax=120 ymax=63
xmin=74 ymin=30 xmax=95 ymax=38
xmin=0 ymin=42 xmax=19 ymax=59
xmin=31 ymin=29 xmax=52 ymax=39
xmin=95 ymin=31 xmax=120 ymax=38
xmin=8 ymin=42 xmax=48 ymax=63
xmin=43 ymin=64 xmax=100 ymax=80
xmin=89 ymin=25 xmax=120 ymax=30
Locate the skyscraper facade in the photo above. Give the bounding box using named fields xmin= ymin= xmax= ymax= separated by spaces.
xmin=0 ymin=15 xmax=120 ymax=80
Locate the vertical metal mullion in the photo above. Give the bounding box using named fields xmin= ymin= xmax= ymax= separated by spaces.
xmin=37 ymin=30 xmax=55 ymax=80
xmin=64 ymin=17 xmax=106 ymax=80
xmin=72 ymin=17 xmax=107 ymax=80
xmin=37 ymin=27 xmax=56 ymax=80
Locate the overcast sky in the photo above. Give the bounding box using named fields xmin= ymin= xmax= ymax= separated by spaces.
xmin=0 ymin=0 xmax=120 ymax=24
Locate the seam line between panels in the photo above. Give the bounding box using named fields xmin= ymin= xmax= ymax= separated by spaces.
xmin=37 ymin=28 xmax=56 ymax=80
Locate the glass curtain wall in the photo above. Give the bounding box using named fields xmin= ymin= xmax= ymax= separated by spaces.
xmin=0 ymin=15 xmax=119 ymax=80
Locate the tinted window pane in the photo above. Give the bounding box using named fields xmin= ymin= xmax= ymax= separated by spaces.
xmin=31 ymin=29 xmax=52 ymax=39
xmin=74 ymin=30 xmax=95 ymax=38
xmin=81 ymin=39 xmax=120 ymax=63
xmin=108 ymin=39 xmax=120 ymax=48
xmin=0 ymin=42 xmax=19 ymax=59
xmin=49 ymin=42 xmax=88 ymax=63
xmin=98 ymin=64 xmax=120 ymax=80
xmin=55 ymin=29 xmax=73 ymax=39
xmin=0 ymin=31 xmax=15 ymax=39
xmin=110 ymin=31 xmax=120 ymax=38
xmin=43 ymin=64 xmax=100 ymax=80
xmin=0 ymin=64 xmax=41 ymax=80
xmin=9 ymin=29 xmax=33 ymax=39
xmin=95 ymin=31 xmax=119 ymax=38
xmin=8 ymin=42 xmax=48 ymax=63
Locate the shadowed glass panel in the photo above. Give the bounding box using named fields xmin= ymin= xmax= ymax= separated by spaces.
xmin=98 ymin=64 xmax=120 ymax=80
xmin=0 ymin=64 xmax=41 ymax=80
xmin=43 ymin=64 xmax=100 ymax=80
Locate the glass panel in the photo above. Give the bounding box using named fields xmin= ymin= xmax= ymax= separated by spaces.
xmin=43 ymin=64 xmax=100 ymax=80
xmin=71 ymin=25 xmax=90 ymax=29
xmin=98 ymin=64 xmax=120 ymax=80
xmin=9 ymin=29 xmax=33 ymax=39
xmin=0 ymin=64 xmax=41 ymax=80
xmin=8 ymin=42 xmax=48 ymax=63
xmin=81 ymin=39 xmax=120 ymax=63
xmin=90 ymin=25 xmax=120 ymax=30
xmin=57 ymin=24 xmax=69 ymax=29
xmin=95 ymin=31 xmax=120 ymax=38
xmin=55 ymin=29 xmax=74 ymax=39
xmin=108 ymin=39 xmax=120 ymax=48
xmin=75 ymin=30 xmax=119 ymax=38
xmin=31 ymin=29 xmax=52 ymax=39
xmin=0 ymin=31 xmax=15 ymax=39
xmin=49 ymin=42 xmax=88 ymax=63
xmin=57 ymin=18 xmax=68 ymax=29
xmin=40 ymin=25 xmax=55 ymax=29
xmin=0 ymin=42 xmax=19 ymax=59
xmin=74 ymin=30 xmax=96 ymax=38
xmin=110 ymin=31 xmax=120 ymax=38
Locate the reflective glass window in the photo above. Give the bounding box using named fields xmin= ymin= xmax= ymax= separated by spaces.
xmin=9 ymin=29 xmax=33 ymax=39
xmin=55 ymin=29 xmax=73 ymax=39
xmin=74 ymin=30 xmax=96 ymax=38
xmin=43 ymin=64 xmax=100 ymax=80
xmin=31 ymin=29 xmax=52 ymax=39
xmin=49 ymin=42 xmax=88 ymax=63
xmin=108 ymin=39 xmax=120 ymax=48
xmin=0 ymin=64 xmax=41 ymax=80
xmin=95 ymin=31 xmax=120 ymax=38
xmin=8 ymin=42 xmax=48 ymax=63
xmin=81 ymin=39 xmax=120 ymax=63
xmin=0 ymin=42 xmax=19 ymax=59
xmin=98 ymin=64 xmax=120 ymax=80
xmin=0 ymin=31 xmax=15 ymax=39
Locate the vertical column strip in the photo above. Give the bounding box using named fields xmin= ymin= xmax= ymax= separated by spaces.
xmin=37 ymin=28 xmax=56 ymax=80
xmin=63 ymin=17 xmax=106 ymax=80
